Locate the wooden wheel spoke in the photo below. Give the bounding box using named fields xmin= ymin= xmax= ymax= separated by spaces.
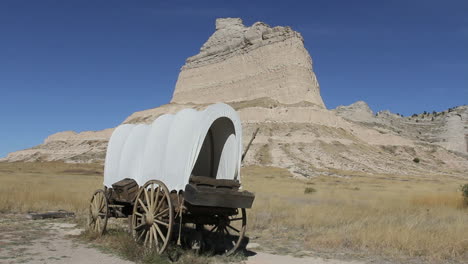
xmin=155 ymin=208 xmax=169 ymax=218
xmin=138 ymin=198 xmax=149 ymax=214
xmin=137 ymin=229 xmax=146 ymax=242
xmin=92 ymin=198 xmax=98 ymax=212
xmin=227 ymin=224 xmax=240 ymax=233
xmin=153 ymin=190 xmax=163 ymax=213
xmin=150 ymin=186 xmax=155 ymax=210
xmin=152 ymin=225 xmax=160 ymax=251
xmin=98 ymin=198 xmax=106 ymax=211
xmin=95 ymin=217 xmax=100 ymax=231
xmin=154 ymin=219 xmax=169 ymax=227
xmin=97 ymin=193 xmax=103 ymax=209
xmin=144 ymin=230 xmax=149 ymax=247
xmin=209 ymin=225 xmax=217 ymax=233
xmin=96 ymin=193 xmax=103 ymax=211
xmin=89 ymin=208 xmax=96 ymax=220
xmin=134 ymin=212 xmax=143 ymax=217
xmin=90 ymin=199 xmax=95 ymax=211
xmin=224 ymin=226 xmax=231 ymax=236
xmin=229 ymin=217 xmax=243 ymax=221
xmin=154 ymin=223 xmax=167 ymax=243
xmin=134 ymin=223 xmax=145 ymax=231
xmin=149 ymin=226 xmax=153 ymax=248
xmin=152 ymin=187 xmax=160 ymax=212
xmin=144 ymin=188 xmax=151 ymax=211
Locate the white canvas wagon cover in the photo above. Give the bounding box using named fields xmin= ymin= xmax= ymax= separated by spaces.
xmin=103 ymin=103 xmax=242 ymax=191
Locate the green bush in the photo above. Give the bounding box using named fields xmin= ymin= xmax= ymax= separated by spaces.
xmin=413 ymin=157 xmax=420 ymax=163
xmin=304 ymin=187 xmax=316 ymax=194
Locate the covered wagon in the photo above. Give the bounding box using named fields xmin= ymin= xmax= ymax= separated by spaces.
xmin=87 ymin=103 xmax=255 ymax=255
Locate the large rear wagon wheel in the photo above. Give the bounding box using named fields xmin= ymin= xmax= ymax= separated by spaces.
xmin=204 ymin=208 xmax=247 ymax=256
xmin=132 ymin=180 xmax=174 ymax=254
xmin=87 ymin=189 xmax=108 ymax=236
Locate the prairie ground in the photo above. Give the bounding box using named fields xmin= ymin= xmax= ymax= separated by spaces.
xmin=242 ymin=166 xmax=467 ymax=263
xmin=0 ymin=162 xmax=466 ymax=263
xmin=0 ymin=162 xmax=103 ymax=213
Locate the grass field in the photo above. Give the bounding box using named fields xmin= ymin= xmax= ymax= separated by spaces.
xmin=242 ymin=166 xmax=467 ymax=263
xmin=0 ymin=162 xmax=102 ymax=213
xmin=0 ymin=162 xmax=467 ymax=263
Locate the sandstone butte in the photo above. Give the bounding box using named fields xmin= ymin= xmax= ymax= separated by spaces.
xmin=2 ymin=18 xmax=467 ymax=179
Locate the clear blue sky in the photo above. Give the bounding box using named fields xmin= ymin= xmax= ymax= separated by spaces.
xmin=1 ymin=0 xmax=467 ymax=158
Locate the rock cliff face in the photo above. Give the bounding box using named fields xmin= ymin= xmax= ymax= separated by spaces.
xmin=2 ymin=18 xmax=467 ymax=178
xmin=172 ymin=18 xmax=325 ymax=108
xmin=334 ymin=102 xmax=468 ymax=155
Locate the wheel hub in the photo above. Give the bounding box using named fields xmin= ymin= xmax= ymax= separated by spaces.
xmin=218 ymin=216 xmax=229 ymax=227
xmin=144 ymin=213 xmax=154 ymax=225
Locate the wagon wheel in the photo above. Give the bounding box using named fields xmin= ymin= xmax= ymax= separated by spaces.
xmin=132 ymin=180 xmax=174 ymax=254
xmin=204 ymin=208 xmax=247 ymax=256
xmin=87 ymin=189 xmax=108 ymax=236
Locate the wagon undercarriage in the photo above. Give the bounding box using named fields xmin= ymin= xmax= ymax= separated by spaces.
xmin=88 ymin=176 xmax=254 ymax=256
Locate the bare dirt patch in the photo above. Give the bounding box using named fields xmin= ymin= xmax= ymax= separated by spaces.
xmin=0 ymin=214 xmax=132 ymax=264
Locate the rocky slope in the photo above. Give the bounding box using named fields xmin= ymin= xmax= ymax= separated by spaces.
xmin=3 ymin=18 xmax=467 ymax=178
xmin=334 ymin=101 xmax=468 ymax=155
xmin=3 ymin=129 xmax=113 ymax=163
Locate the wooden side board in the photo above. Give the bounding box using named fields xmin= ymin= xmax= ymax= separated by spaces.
xmin=189 ymin=175 xmax=240 ymax=189
xmin=184 ymin=184 xmax=255 ymax=209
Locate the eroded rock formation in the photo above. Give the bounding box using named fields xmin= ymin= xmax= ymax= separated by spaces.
xmin=172 ymin=18 xmax=325 ymax=107
xmin=334 ymin=102 xmax=468 ymax=155
xmin=3 ymin=129 xmax=113 ymax=163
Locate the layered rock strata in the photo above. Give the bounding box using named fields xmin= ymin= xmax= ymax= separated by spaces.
xmin=172 ymin=18 xmax=325 ymax=108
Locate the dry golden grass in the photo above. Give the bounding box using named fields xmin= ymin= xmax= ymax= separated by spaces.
xmin=242 ymin=166 xmax=468 ymax=263
xmin=411 ymin=193 xmax=465 ymax=208
xmin=0 ymin=162 xmax=467 ymax=263
xmin=0 ymin=162 xmax=102 ymax=213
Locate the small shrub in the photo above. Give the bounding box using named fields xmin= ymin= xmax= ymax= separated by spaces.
xmin=413 ymin=158 xmax=420 ymax=163
xmin=461 ymin=184 xmax=468 ymax=207
xmin=304 ymin=187 xmax=316 ymax=194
